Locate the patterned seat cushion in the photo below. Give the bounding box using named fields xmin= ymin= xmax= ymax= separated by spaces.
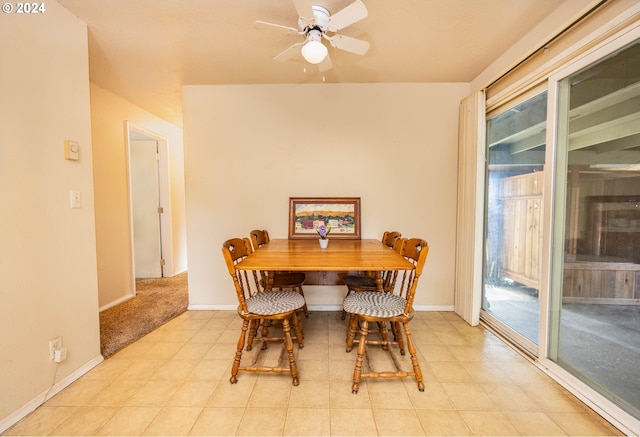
xmin=343 ymin=291 xmax=407 ymax=318
xmin=246 ymin=290 xmax=306 ymax=315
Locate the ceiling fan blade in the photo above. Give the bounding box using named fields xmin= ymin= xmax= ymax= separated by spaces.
xmin=325 ymin=34 xmax=370 ymax=55
xmin=326 ymin=0 xmax=368 ymax=32
xmin=317 ymin=54 xmax=332 ymax=72
xmin=274 ymin=42 xmax=303 ymax=62
xmin=293 ymin=0 xmax=315 ymax=23
xmin=254 ymin=20 xmax=299 ymax=35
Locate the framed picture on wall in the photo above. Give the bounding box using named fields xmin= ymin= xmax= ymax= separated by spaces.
xmin=288 ymin=197 xmax=361 ymax=239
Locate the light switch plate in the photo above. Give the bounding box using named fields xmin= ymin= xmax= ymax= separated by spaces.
xmin=70 ymin=190 xmax=81 ymax=209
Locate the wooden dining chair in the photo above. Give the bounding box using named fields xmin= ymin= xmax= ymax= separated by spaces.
xmin=340 ymin=231 xmax=402 ymax=319
xmin=250 ymin=229 xmax=308 ymax=317
xmin=222 ymin=237 xmax=305 ymax=386
xmin=343 ymin=237 xmax=429 ymax=393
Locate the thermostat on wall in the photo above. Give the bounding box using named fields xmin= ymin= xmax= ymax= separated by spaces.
xmin=64 ymin=140 xmax=79 ymax=160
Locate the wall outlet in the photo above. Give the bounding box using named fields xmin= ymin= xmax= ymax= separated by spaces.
xmin=49 ymin=337 xmax=62 ymax=360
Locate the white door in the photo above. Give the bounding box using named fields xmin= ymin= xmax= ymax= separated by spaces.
xmin=130 ymin=139 xmax=163 ymax=278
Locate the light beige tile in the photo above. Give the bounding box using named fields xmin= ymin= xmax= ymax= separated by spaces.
xmin=88 ymin=379 xmax=147 ymax=406
xmin=125 ymin=379 xmax=182 ymax=407
xmin=283 ymin=408 xmax=331 ymax=436
xmin=167 ymin=380 xmax=218 ymax=407
xmin=151 ymin=359 xmax=200 ymax=380
xmin=330 ymin=381 xmax=372 ymax=409
xmin=117 ymin=359 xmax=166 ymax=381
xmin=329 ymin=359 xmax=357 ymax=381
xmin=416 ymin=409 xmax=472 ymax=436
xmin=370 ymin=390 xmax=414 ymax=410
xmin=206 ymin=378 xmax=256 ymax=407
xmin=420 ymin=345 xmax=457 ymax=362
xmin=142 ymin=342 xmax=187 ymax=360
xmin=433 ymin=331 xmax=470 ymax=346
xmin=5 ymin=311 xmax=624 ymax=437
xmin=289 ymin=379 xmax=330 ymax=408
xmin=373 ymin=408 xmax=425 ymax=436
xmin=3 ymin=406 xmax=78 ymax=436
xmin=447 ymin=345 xmax=487 ymax=361
xmin=95 ymin=406 xmax=160 ymax=436
xmin=407 ymin=382 xmax=456 ymax=410
xmin=236 ymin=407 xmax=287 ymax=436
xmin=247 ymin=379 xmax=292 ymax=407
xmin=44 ymin=379 xmax=111 ymax=406
xmin=425 ymin=321 xmax=456 ymax=332
xmin=460 ymin=360 xmax=510 ymax=384
xmin=202 ymin=342 xmax=235 ymax=361
xmin=188 ymin=407 xmax=244 ymax=436
xmin=296 ymin=358 xmax=330 ymax=380
xmin=480 ymin=382 xmax=540 ymax=412
xmin=330 ymin=409 xmax=378 ymax=436
xmin=173 ymin=342 xmax=212 ymax=360
xmin=504 ymin=411 xmax=567 ymax=436
xmin=50 ymin=406 xmax=119 ymax=436
xmin=429 ymin=361 xmax=473 ymax=383
xmin=441 ymin=382 xmax=498 ymax=411
xmin=518 ymin=382 xmax=587 ymax=413
xmin=503 ymin=361 xmax=552 ymax=385
xmin=459 ymin=411 xmax=519 ymax=436
xmin=142 ymin=406 xmax=202 ymax=436
xmin=81 ymin=358 xmax=135 ymax=381
xmin=187 ymin=359 xmax=230 ymax=381
xmin=547 ymin=412 xmax=624 ymax=436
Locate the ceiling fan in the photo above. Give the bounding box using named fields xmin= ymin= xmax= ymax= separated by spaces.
xmin=254 ymin=0 xmax=370 ymax=72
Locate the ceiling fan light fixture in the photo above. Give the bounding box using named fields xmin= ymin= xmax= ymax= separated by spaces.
xmin=301 ymin=35 xmax=328 ymax=64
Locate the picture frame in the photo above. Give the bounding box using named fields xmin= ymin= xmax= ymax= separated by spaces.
xmin=288 ymin=197 xmax=361 ymax=239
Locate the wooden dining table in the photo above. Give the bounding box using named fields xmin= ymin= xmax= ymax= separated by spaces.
xmin=235 ymin=239 xmax=414 ymax=291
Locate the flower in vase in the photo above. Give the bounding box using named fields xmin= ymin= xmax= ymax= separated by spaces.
xmin=316 ymin=224 xmax=331 ymax=239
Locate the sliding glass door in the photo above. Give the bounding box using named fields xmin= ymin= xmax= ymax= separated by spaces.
xmin=481 ymin=91 xmax=547 ymax=354
xmin=549 ymin=39 xmax=640 ymax=421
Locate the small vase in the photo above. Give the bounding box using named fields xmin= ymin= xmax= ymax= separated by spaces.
xmin=319 ymin=238 xmax=329 ymax=249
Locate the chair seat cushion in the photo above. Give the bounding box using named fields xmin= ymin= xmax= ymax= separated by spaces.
xmin=246 ymin=290 xmax=306 ymax=315
xmin=272 ymin=272 xmax=306 ymax=286
xmin=343 ymin=291 xmax=406 ymax=318
xmin=343 ymin=275 xmax=377 ymax=288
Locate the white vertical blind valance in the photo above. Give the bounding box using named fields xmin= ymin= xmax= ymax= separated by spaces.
xmin=454 ymin=90 xmax=485 ymax=326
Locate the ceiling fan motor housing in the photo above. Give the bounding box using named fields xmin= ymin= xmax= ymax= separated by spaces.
xmin=299 ymin=5 xmax=330 ymax=33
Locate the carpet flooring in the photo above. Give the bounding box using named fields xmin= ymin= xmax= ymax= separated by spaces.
xmin=99 ymin=272 xmax=188 ymax=358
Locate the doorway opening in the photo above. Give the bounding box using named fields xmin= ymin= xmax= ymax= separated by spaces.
xmin=125 ymin=122 xmax=174 ymax=281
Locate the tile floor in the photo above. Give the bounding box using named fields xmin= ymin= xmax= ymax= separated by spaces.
xmin=3 ymin=311 xmax=623 ymax=436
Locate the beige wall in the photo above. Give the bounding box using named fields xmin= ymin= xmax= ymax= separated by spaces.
xmin=0 ymin=1 xmax=101 ymax=428
xmin=90 ymin=84 xmax=187 ymax=309
xmin=183 ymin=83 xmax=469 ymax=310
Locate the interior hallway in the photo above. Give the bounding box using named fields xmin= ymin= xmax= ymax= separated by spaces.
xmin=3 ymin=311 xmax=622 ymax=436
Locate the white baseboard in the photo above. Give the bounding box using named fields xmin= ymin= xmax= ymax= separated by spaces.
xmin=99 ymin=292 xmax=135 ymax=312
xmin=0 ymin=354 xmax=104 ymax=434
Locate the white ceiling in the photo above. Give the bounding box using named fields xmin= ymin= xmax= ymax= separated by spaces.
xmin=58 ymin=0 xmax=564 ymax=126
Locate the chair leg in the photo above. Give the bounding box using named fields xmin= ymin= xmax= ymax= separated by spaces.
xmin=296 ymin=285 xmax=309 ymax=317
xmin=291 ymin=312 xmax=304 ymax=349
xmin=231 ymin=319 xmax=249 ymax=384
xmin=246 ymin=319 xmax=259 ymax=351
xmin=378 ymin=321 xmax=390 ymax=351
xmin=352 ymin=319 xmax=368 ymax=394
xmin=403 ymin=322 xmax=424 ymax=391
xmin=345 ymin=313 xmax=359 ymax=352
xmin=282 ymin=318 xmax=299 ymax=386
xmin=392 ymin=321 xmax=406 ymax=355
